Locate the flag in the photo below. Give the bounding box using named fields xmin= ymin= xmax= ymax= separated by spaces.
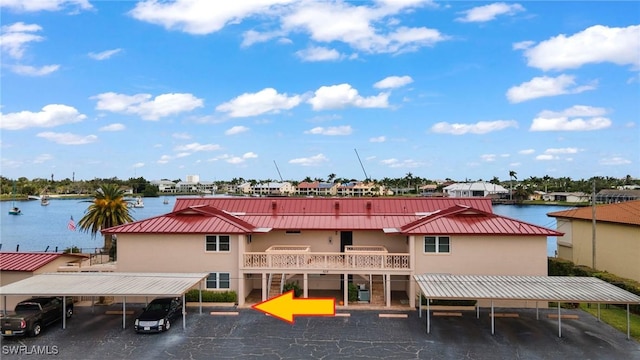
xmin=68 ymin=216 xmax=76 ymax=231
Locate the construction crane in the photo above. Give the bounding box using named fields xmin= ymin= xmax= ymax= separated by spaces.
xmin=354 ymin=149 xmax=370 ymax=181
xmin=273 ymin=160 xmax=284 ymax=181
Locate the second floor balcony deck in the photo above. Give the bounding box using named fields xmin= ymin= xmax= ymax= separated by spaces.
xmin=243 ymin=245 xmax=411 ymax=272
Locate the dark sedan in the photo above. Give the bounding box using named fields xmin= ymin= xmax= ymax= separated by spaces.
xmin=134 ymin=297 xmax=182 ymax=333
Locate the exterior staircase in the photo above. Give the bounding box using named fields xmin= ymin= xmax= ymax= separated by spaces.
xmin=269 ymin=273 xmax=283 ymax=298
xmin=369 ymin=275 xmax=385 ymax=306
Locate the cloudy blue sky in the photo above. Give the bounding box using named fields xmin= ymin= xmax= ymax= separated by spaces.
xmin=1 ymin=0 xmax=638 ymax=183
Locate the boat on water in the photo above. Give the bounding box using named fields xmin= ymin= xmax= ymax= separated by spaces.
xmin=41 ymin=195 xmax=50 ymax=206
xmin=163 ymin=197 xmax=169 ymax=205
xmin=133 ymin=196 xmax=144 ymax=208
xmin=8 ymin=182 xmax=21 ymax=215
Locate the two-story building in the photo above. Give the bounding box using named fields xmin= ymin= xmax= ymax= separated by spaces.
xmin=103 ymin=197 xmax=561 ymax=309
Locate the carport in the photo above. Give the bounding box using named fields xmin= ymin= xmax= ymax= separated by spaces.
xmin=414 ymin=274 xmax=640 ymax=339
xmin=0 ymin=272 xmax=209 ymax=331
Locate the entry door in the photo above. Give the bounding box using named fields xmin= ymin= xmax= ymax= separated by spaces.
xmin=340 ymin=231 xmax=353 ymax=289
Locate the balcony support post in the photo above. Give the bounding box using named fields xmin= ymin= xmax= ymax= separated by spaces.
xmin=343 ymin=273 xmax=349 ymax=307
xmin=386 ymin=274 xmax=391 ymax=307
xmin=261 ymin=273 xmax=268 ymax=301
xmin=303 ymin=273 xmax=309 ymax=298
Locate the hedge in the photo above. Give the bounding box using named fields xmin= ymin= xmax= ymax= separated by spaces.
xmin=548 ymin=257 xmax=640 ymax=314
xmin=184 ymin=289 xmax=237 ymax=303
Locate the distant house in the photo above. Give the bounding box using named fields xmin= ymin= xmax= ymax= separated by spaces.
xmin=296 ymin=181 xmax=338 ymax=196
xmin=0 ymin=252 xmax=89 ymax=309
xmin=548 ymin=200 xmax=640 ymax=283
xmin=595 ymin=189 xmax=640 ymax=203
xmin=103 ymin=197 xmax=561 ymax=309
xmin=252 ymin=182 xmax=295 ymax=196
xmin=443 ymin=182 xmax=508 ymax=197
xmin=150 ymin=180 xmax=177 ymax=193
xmin=542 ymin=192 xmax=589 ymax=203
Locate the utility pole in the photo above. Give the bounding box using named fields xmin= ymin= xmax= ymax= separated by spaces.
xmin=592 ymin=179 xmax=597 ymax=269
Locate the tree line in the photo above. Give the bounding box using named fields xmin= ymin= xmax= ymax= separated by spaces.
xmin=1 ymin=173 xmax=638 ymax=197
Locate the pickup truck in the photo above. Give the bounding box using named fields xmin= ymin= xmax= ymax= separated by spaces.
xmin=1 ymin=297 xmax=74 ymax=337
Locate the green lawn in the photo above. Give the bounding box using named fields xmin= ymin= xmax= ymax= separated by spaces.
xmin=579 ymin=304 xmax=640 ymax=342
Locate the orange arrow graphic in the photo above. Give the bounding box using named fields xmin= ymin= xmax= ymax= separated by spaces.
xmin=252 ymin=290 xmax=335 ymax=324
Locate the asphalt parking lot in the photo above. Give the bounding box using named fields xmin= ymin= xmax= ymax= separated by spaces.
xmin=1 ymin=304 xmax=639 ymax=360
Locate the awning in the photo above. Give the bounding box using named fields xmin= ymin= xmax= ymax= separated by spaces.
xmin=0 ymin=272 xmax=210 ymax=330
xmin=414 ymin=274 xmax=640 ymax=339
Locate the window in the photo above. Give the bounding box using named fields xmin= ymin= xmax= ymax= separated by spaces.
xmin=424 ymin=236 xmax=450 ymax=253
xmin=205 ymin=235 xmax=230 ymax=252
xmin=206 ymin=272 xmax=230 ymax=289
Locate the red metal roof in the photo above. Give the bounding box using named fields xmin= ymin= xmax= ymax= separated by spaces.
xmin=548 ymin=200 xmax=640 ymax=226
xmin=172 ymin=197 xmax=494 ymax=214
xmin=103 ymin=197 xmax=559 ymax=236
xmin=0 ymin=252 xmax=85 ymax=272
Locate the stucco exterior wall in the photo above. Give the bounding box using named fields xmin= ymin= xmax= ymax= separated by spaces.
xmin=246 ymin=230 xmax=407 ymax=253
xmin=567 ymin=221 xmax=640 ymax=282
xmin=117 ymin=233 xmax=239 ymax=292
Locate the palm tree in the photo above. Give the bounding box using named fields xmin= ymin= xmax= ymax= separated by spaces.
xmin=327 ymin=173 xmax=336 ymax=183
xmin=78 ymin=184 xmax=134 ymax=252
xmin=509 ymin=170 xmax=517 ymax=200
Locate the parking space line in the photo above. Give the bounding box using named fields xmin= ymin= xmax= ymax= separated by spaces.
xmin=378 ymin=313 xmax=407 ymax=318
xmin=210 ymin=311 xmax=239 ymax=316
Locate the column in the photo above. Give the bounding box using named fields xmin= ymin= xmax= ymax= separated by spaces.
xmin=343 ymin=273 xmax=349 ymax=307
xmin=303 ymin=273 xmax=308 ymax=298
xmin=386 ymin=274 xmax=391 ymax=307
xmin=409 ymin=236 xmax=416 ymax=308
xmin=262 ymin=273 xmax=268 ymax=301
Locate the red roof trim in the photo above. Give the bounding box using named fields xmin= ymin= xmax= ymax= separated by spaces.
xmin=0 ymin=252 xmax=87 ymax=272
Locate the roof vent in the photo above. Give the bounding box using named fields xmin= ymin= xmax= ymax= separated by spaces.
xmin=334 ymin=201 xmax=340 ymax=209
xmin=271 ymin=200 xmax=277 ymax=210
xmin=366 ymin=201 xmax=372 ymax=210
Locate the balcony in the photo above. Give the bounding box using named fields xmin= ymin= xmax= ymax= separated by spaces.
xmin=243 ymin=245 xmax=411 ymax=272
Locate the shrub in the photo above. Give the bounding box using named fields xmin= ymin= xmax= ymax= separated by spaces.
xmin=185 ymin=289 xmax=237 ymax=303
xmin=348 ymin=283 xmax=358 ymax=302
xmin=283 ymin=281 xmax=303 ymax=298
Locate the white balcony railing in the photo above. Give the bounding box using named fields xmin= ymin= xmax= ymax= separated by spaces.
xmin=243 ymin=252 xmax=410 ymax=271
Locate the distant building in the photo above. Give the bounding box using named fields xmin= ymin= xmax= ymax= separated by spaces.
xmin=548 ymin=200 xmax=640 ymax=282
xmin=595 ymin=189 xmax=640 ymax=203
xmin=542 ymin=192 xmax=589 ymax=203
xmin=150 ymin=180 xmax=177 ymax=193
xmin=443 ymin=182 xmax=508 ymax=197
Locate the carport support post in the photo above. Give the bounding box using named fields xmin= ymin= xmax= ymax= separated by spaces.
xmin=426 ymin=298 xmax=430 ymax=334
xmin=123 ymin=297 xmax=127 ymax=329
xmin=418 ymin=289 xmax=421 ymax=318
xmin=183 ymin=293 xmax=186 ymax=331
xmin=597 ymin=303 xmax=601 ymax=321
xmin=536 ymin=301 xmax=539 ymax=320
xmin=491 ymin=300 xmax=495 ymax=335
xmin=199 ymin=281 xmax=203 ymax=315
xmin=627 ymin=304 xmax=631 ymax=340
xmin=558 ymin=304 xmax=562 ymax=338
xmin=62 ymin=296 xmax=67 ymax=329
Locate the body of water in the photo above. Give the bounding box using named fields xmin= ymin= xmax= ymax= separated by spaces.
xmin=1 ymin=199 xmax=574 ymax=256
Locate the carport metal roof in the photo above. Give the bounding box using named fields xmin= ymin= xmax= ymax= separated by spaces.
xmin=0 ymin=272 xmax=209 ymax=331
xmin=414 ymin=274 xmax=640 ymax=339
xmin=0 ymin=272 xmax=209 ymax=297
xmin=414 ymin=274 xmax=640 ymax=303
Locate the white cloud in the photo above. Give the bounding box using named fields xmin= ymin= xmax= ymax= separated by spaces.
xmin=308 ymin=83 xmax=389 ymax=110
xmin=174 ymin=142 xmax=221 ymax=152
xmin=92 ymin=92 xmax=204 ymax=120
xmin=430 ymin=120 xmax=517 ymax=135
xmin=289 ymin=153 xmax=329 ymax=166
xmin=370 ymin=136 xmax=386 ymax=143
xmin=535 ymin=154 xmax=558 ymax=161
xmin=480 ymin=154 xmax=497 ymax=162
xmin=33 ymin=154 xmax=54 ymax=163
xmin=296 ymin=46 xmax=343 ymax=62
xmin=130 ymin=0 xmax=447 ymax=55
xmin=225 ymin=125 xmax=249 ymax=135
xmin=380 ymin=158 xmax=422 ymax=168
xmin=132 ymin=162 xmax=145 ymax=169
xmin=88 ymin=48 xmax=122 ymax=60
xmin=36 ymin=132 xmax=97 ymax=145
xmin=172 ymin=132 xmax=191 ymax=140
xmin=216 ymin=88 xmax=301 ymax=118
xmin=512 ymin=40 xmax=534 ymax=50
xmin=506 ymin=74 xmax=596 ymax=103
xmin=99 ymin=123 xmax=125 ymax=132
xmin=456 ymin=2 xmax=524 ymax=23
xmin=521 ymin=24 xmax=640 ymax=71
xmin=129 ymin=0 xmax=295 ymax=35
xmin=544 ymin=147 xmax=580 ymax=155
xmin=0 ymin=0 xmax=92 ymax=12
xmin=1 ymin=104 xmax=86 ymax=130
xmin=224 ymin=152 xmax=258 ymax=165
xmin=518 ymin=149 xmax=535 ymax=155
xmin=0 ymin=22 xmax=44 ymax=59
xmin=374 ymin=75 xmax=413 ymax=89
xmin=304 ymin=125 xmax=353 ymax=136
xmin=530 ymin=105 xmax=612 ymax=131
xmin=599 ymin=157 xmax=631 ymax=165
xmin=9 ymin=64 xmax=60 ymax=76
